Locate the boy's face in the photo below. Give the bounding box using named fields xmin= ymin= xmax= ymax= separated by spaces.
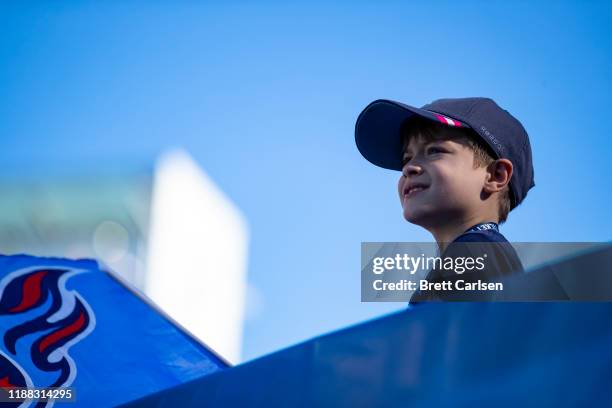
xmin=397 ymin=129 xmax=489 ymax=228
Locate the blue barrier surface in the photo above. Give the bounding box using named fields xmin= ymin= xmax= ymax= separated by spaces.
xmin=121 ymin=245 xmax=612 ymax=407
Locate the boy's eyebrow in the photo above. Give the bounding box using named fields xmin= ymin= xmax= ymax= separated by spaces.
xmin=405 ymin=138 xmax=450 ymax=150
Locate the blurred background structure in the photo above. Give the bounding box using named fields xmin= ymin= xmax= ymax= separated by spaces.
xmin=0 ymin=1 xmax=611 ymax=363
xmin=0 ymin=172 xmax=152 ymax=286
xmin=0 ymin=150 xmax=248 ymax=364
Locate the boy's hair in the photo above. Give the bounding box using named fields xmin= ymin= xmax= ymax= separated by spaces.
xmin=401 ymin=117 xmax=512 ymax=224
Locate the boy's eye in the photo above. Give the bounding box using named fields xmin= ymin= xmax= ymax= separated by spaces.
xmin=402 ymin=156 xmax=412 ymax=166
xmin=426 ymin=146 xmax=444 ymax=155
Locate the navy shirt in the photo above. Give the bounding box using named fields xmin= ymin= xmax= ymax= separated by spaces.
xmin=409 ymin=222 xmax=523 ymax=303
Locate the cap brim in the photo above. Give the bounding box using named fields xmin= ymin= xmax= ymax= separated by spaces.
xmin=355 ymin=99 xmax=469 ymax=171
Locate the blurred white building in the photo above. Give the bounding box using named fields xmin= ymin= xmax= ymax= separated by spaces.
xmin=0 ymin=149 xmax=248 ymax=364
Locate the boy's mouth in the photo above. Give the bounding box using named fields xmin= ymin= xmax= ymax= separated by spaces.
xmin=403 ymin=183 xmax=429 ymax=199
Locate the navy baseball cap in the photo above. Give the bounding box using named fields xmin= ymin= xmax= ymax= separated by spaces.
xmin=355 ymin=97 xmax=535 ymax=208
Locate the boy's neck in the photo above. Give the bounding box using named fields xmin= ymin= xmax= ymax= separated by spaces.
xmin=430 ymin=215 xmax=498 ymax=253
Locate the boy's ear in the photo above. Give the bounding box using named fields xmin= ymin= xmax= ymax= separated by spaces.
xmin=484 ymin=159 xmax=513 ymax=193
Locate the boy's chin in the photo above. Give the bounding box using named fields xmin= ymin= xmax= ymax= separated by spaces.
xmin=402 ymin=206 xmax=437 ymax=228
xmin=402 ymin=208 xmax=425 ymax=226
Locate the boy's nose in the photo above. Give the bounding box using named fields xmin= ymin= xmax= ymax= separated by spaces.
xmin=402 ymin=163 xmax=423 ymax=178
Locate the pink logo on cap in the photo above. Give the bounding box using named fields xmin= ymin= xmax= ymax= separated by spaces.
xmin=434 ymin=114 xmax=464 ymax=127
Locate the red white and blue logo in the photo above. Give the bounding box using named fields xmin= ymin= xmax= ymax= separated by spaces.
xmin=0 ymin=266 xmax=95 ymax=407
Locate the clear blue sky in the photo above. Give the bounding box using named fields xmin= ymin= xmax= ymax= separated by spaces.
xmin=1 ymin=1 xmax=611 ymax=361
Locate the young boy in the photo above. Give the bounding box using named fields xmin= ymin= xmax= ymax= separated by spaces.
xmin=354 ymin=97 xmax=535 ymax=302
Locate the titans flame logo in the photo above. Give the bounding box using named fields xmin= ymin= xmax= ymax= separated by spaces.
xmin=0 ymin=267 xmax=95 ymax=407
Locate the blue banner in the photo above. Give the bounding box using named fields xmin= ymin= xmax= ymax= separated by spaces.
xmin=0 ymin=255 xmax=227 ymax=407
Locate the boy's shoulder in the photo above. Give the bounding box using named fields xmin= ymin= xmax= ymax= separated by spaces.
xmin=409 ymin=225 xmax=524 ymax=304
xmin=442 ymin=225 xmax=524 ymax=279
xmin=452 ymin=228 xmax=509 ymax=244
